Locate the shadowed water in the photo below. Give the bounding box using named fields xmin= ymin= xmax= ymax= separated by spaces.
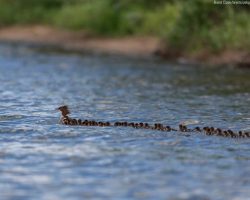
xmin=0 ymin=43 xmax=250 ymax=200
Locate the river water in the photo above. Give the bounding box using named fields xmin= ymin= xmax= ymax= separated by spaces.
xmin=0 ymin=43 xmax=250 ymax=200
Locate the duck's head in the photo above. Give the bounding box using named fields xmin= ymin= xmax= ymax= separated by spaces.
xmin=57 ymin=105 xmax=70 ymax=117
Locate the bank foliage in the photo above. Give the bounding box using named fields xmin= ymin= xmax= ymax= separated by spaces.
xmin=0 ymin=0 xmax=249 ymax=53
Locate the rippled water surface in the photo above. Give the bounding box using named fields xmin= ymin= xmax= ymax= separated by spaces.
xmin=0 ymin=43 xmax=250 ymax=200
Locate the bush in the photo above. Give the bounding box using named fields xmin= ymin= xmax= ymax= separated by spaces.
xmin=0 ymin=0 xmax=249 ymax=52
xmin=53 ymin=1 xmax=121 ymax=35
xmin=166 ymin=0 xmax=250 ymax=53
xmin=0 ymin=0 xmax=64 ymax=25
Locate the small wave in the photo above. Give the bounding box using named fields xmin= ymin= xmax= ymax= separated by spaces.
xmin=0 ymin=115 xmax=24 ymax=121
xmin=180 ymin=119 xmax=200 ymax=126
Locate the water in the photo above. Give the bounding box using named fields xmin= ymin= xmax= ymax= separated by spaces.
xmin=0 ymin=43 xmax=250 ymax=200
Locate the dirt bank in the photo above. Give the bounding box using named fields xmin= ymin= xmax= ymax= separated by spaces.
xmin=0 ymin=25 xmax=249 ymax=66
xmin=0 ymin=26 xmax=159 ymax=57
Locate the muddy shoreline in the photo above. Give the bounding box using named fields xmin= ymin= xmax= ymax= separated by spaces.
xmin=0 ymin=25 xmax=249 ymax=66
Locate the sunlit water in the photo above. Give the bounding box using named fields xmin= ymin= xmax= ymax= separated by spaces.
xmin=0 ymin=43 xmax=250 ymax=200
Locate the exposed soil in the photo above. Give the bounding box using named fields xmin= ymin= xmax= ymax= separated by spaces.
xmin=0 ymin=25 xmax=159 ymax=57
xmin=0 ymin=25 xmax=249 ymax=67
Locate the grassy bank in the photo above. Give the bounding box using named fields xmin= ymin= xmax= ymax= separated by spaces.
xmin=0 ymin=0 xmax=249 ymax=55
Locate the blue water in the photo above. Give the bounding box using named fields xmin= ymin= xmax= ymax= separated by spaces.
xmin=0 ymin=43 xmax=250 ymax=200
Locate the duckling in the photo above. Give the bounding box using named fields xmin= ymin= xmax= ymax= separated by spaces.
xmin=203 ymin=126 xmax=208 ymax=132
xmin=63 ymin=117 xmax=70 ymax=125
xmin=154 ymin=123 xmax=158 ymax=129
xmin=87 ymin=121 xmax=92 ymax=126
xmin=128 ymin=122 xmax=135 ymax=127
xmin=222 ymin=130 xmax=229 ymax=137
xmin=154 ymin=123 xmax=163 ymax=130
xmin=194 ymin=126 xmax=201 ymax=132
xmin=139 ymin=122 xmax=144 ymax=128
xmin=157 ymin=123 xmax=162 ymax=130
xmin=98 ymin=122 xmax=104 ymax=126
xmin=215 ymin=128 xmax=223 ymax=136
xmin=210 ymin=127 xmax=215 ymax=135
xmin=105 ymin=122 xmax=111 ymax=126
xmin=205 ymin=127 xmax=212 ymax=135
xmin=159 ymin=124 xmax=164 ymax=131
xmin=82 ymin=120 xmax=88 ymax=126
xmin=67 ymin=119 xmax=72 ymax=125
xmin=72 ymin=119 xmax=78 ymax=125
xmin=179 ymin=124 xmax=188 ymax=132
xmin=244 ymin=131 xmax=250 ymax=137
xmin=238 ymin=131 xmax=244 ymax=138
xmin=90 ymin=121 xmax=94 ymax=126
xmin=114 ymin=122 xmax=119 ymax=126
xmin=171 ymin=127 xmax=177 ymax=131
xmin=144 ymin=123 xmax=150 ymax=128
xmin=165 ymin=126 xmax=171 ymax=132
xmin=227 ymin=129 xmax=236 ymax=138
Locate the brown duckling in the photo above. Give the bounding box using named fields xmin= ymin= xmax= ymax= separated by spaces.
xmin=115 ymin=122 xmax=122 ymax=126
xmin=194 ymin=126 xmax=201 ymax=132
xmin=139 ymin=122 xmax=144 ymax=128
xmin=70 ymin=118 xmax=77 ymax=125
xmin=227 ymin=129 xmax=236 ymax=138
xmin=62 ymin=117 xmax=70 ymax=125
xmin=154 ymin=123 xmax=158 ymax=129
xmin=205 ymin=127 xmax=212 ymax=135
xmin=155 ymin=123 xmax=161 ymax=130
xmin=165 ymin=126 xmax=171 ymax=132
xmin=244 ymin=131 xmax=250 ymax=137
xmin=203 ymin=126 xmax=208 ymax=132
xmin=210 ymin=127 xmax=215 ymax=135
xmin=128 ymin=122 xmax=135 ymax=127
xmin=215 ymin=128 xmax=223 ymax=136
xmin=82 ymin=120 xmax=88 ymax=126
xmin=105 ymin=122 xmax=111 ymax=126
xmin=144 ymin=123 xmax=150 ymax=128
xmin=98 ymin=122 xmax=104 ymax=126
xmin=238 ymin=131 xmax=244 ymax=138
xmin=67 ymin=119 xmax=73 ymax=125
xmin=222 ymin=130 xmax=229 ymax=137
xmin=179 ymin=124 xmax=188 ymax=132
xmin=87 ymin=121 xmax=92 ymax=126
xmin=77 ymin=119 xmax=82 ymax=125
xmin=154 ymin=123 xmax=163 ymax=130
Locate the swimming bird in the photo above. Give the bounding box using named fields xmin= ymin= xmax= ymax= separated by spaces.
xmin=194 ymin=126 xmax=201 ymax=132
xmin=57 ymin=105 xmax=249 ymax=139
xmin=57 ymin=105 xmax=71 ymax=124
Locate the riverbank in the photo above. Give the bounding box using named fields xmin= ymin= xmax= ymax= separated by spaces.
xmin=0 ymin=25 xmax=249 ymax=66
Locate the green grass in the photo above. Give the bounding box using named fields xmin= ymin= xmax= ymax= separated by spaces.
xmin=0 ymin=0 xmax=249 ymax=53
